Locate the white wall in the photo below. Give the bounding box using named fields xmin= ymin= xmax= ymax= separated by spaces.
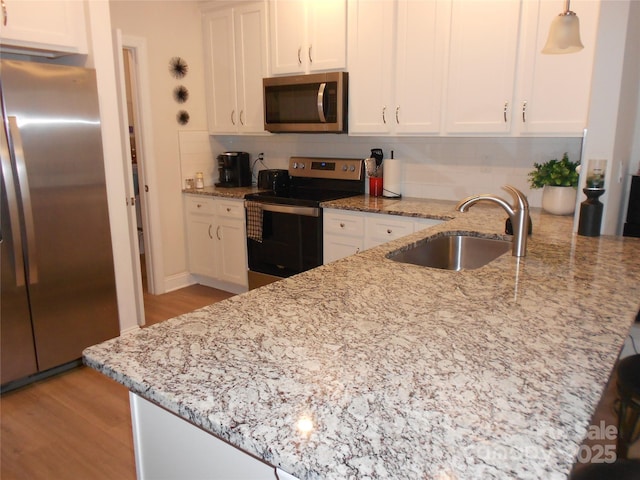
xmin=580 ymin=0 xmax=640 ymax=235
xmin=109 ymin=0 xmax=208 ymax=289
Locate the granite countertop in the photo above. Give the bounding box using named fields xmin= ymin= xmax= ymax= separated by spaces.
xmin=84 ymin=195 xmax=640 ymax=479
xmin=183 ymin=185 xmax=261 ymax=198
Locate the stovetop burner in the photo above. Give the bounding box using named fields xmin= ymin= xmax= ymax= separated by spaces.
xmin=246 ymin=189 xmax=360 ymax=207
xmin=246 ymin=157 xmax=364 ymax=207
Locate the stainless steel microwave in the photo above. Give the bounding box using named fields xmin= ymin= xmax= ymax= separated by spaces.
xmin=263 ymin=72 xmax=348 ymax=133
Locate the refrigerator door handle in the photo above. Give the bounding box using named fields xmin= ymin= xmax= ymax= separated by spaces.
xmin=8 ymin=116 xmax=38 ymax=284
xmin=0 ymin=117 xmax=26 ymax=287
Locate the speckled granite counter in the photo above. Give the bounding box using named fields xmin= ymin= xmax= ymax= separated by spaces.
xmin=182 ymin=185 xmax=262 ymax=198
xmin=84 ymin=196 xmax=640 ymax=479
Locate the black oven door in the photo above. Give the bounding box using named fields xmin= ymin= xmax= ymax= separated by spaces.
xmin=247 ymin=203 xmax=322 ymax=286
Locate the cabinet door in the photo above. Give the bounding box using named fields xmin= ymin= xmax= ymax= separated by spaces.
xmin=202 ymin=8 xmax=238 ymax=134
xmin=306 ymin=0 xmax=346 ymax=72
xmin=234 ymin=2 xmax=269 ymax=133
xmin=394 ymin=0 xmax=448 ymax=134
xmin=216 ymin=199 xmax=248 ymax=287
xmin=445 ymin=0 xmax=521 ymax=134
xmin=186 ymin=200 xmax=217 ymax=279
xmin=515 ymin=0 xmax=599 ymax=136
xmin=323 ymin=235 xmax=364 ymax=264
xmin=269 ymin=0 xmax=306 ymax=74
xmin=216 ymin=217 xmax=248 ymax=286
xmin=0 ymin=0 xmax=87 ymax=55
xmin=347 ymin=0 xmax=395 ymax=134
xmin=323 ymin=209 xmax=365 ymax=264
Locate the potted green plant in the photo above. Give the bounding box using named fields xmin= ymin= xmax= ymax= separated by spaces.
xmin=528 ymin=153 xmax=580 ymax=215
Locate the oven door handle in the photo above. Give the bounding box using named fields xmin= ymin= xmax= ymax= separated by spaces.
xmin=259 ymin=203 xmax=320 ymax=217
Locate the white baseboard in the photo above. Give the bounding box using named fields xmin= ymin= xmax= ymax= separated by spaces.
xmin=163 ymin=271 xmax=195 ymax=293
xmin=162 ymin=271 xmax=247 ymax=296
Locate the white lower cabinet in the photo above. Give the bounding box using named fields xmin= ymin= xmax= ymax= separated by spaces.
xmin=323 ymin=210 xmax=365 ymax=264
xmin=130 ymin=393 xmax=283 ymax=480
xmin=185 ymin=195 xmax=248 ymax=292
xmin=323 ymin=209 xmax=442 ymax=264
xmin=215 ymin=199 xmax=248 ymax=287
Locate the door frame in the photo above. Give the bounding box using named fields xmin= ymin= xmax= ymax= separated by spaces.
xmin=113 ymin=31 xmax=166 ymax=323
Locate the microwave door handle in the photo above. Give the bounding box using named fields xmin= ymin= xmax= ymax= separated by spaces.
xmin=1 ymin=118 xmax=26 ymax=286
xmin=317 ymin=82 xmax=327 ymax=123
xmin=8 ymin=116 xmax=38 ymax=284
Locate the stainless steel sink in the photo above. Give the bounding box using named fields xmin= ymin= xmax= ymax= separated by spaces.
xmin=388 ymin=233 xmax=511 ymax=271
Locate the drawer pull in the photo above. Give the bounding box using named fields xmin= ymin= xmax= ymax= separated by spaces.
xmin=387 ymin=229 xmax=392 ymax=234
xmin=226 ymin=207 xmax=231 ymax=212
xmin=197 ymin=204 xmax=202 ymax=209
xmin=340 ymin=223 xmax=345 ymax=228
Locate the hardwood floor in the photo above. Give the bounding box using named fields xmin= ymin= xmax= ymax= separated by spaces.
xmin=1 ymin=282 xmax=234 ymax=480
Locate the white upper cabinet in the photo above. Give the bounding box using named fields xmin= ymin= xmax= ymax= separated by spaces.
xmin=444 ymin=0 xmax=598 ymax=136
xmin=444 ymin=0 xmax=521 ymax=134
xmin=269 ymin=0 xmax=346 ymax=75
xmin=347 ymin=0 xmax=394 ymax=134
xmin=348 ymin=0 xmax=448 ymax=135
xmin=202 ymin=2 xmax=268 ymax=134
xmin=0 ymin=0 xmax=87 ymax=56
xmin=394 ymin=0 xmax=449 ymax=134
xmin=514 ymin=0 xmax=600 ymax=136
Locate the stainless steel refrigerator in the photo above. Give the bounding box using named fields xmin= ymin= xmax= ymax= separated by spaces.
xmin=1 ymin=59 xmax=120 ymax=389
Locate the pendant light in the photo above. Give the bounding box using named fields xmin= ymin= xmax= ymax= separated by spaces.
xmin=541 ymin=0 xmax=584 ymax=54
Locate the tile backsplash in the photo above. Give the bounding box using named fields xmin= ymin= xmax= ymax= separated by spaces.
xmin=179 ymin=132 xmax=582 ymax=208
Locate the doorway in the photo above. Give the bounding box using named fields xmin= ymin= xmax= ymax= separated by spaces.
xmin=122 ymin=48 xmax=149 ymax=292
xmin=114 ymin=32 xmax=165 ymax=327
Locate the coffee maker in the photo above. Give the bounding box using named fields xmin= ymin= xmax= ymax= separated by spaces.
xmin=215 ymin=151 xmax=251 ymax=187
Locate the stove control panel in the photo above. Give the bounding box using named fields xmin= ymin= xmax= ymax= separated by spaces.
xmin=289 ymin=157 xmax=363 ymax=180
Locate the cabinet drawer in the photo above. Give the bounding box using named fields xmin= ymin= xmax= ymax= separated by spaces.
xmin=366 ymin=215 xmax=414 ymax=241
xmin=216 ymin=199 xmax=245 ymax=219
xmin=186 ymin=196 xmax=215 ymax=214
xmin=324 ymin=210 xmax=365 ymax=237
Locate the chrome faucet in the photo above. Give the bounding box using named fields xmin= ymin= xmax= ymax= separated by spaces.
xmin=455 ymin=185 xmax=530 ymax=257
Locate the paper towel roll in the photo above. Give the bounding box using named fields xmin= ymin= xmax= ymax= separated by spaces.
xmin=382 ymin=158 xmax=402 ymax=198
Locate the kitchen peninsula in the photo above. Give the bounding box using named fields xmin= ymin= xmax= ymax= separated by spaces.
xmin=84 ymin=197 xmax=640 ymax=479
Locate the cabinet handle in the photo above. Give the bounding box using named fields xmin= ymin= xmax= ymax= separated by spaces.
xmin=522 ymin=101 xmax=527 ymax=123
xmin=503 ymin=101 xmax=508 ymax=123
xmin=339 ymin=222 xmax=345 ymax=228
xmin=382 ymin=106 xmax=387 ymax=124
xmin=239 ymin=110 xmax=244 ymax=126
xmin=1 ymin=0 xmax=7 ymax=26
xmin=226 ymin=207 xmax=231 ymax=212
xmin=387 ymin=228 xmax=393 ymax=234
xmin=395 ymin=106 xmax=400 ymax=124
xmin=231 ymin=110 xmax=236 ymax=125
xmin=297 ymin=47 xmax=302 ymax=65
xmin=308 ymin=45 xmax=313 ymax=64
xmin=197 ymin=203 xmax=202 ymax=209
xmin=216 ymin=226 xmax=221 ymax=240
xmin=208 ymin=225 xmax=213 ymax=239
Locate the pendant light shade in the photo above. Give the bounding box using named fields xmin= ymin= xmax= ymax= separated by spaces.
xmin=541 ymin=1 xmax=584 ymax=54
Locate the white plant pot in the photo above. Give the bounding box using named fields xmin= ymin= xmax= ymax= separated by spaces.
xmin=541 ymin=186 xmax=577 ymax=215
